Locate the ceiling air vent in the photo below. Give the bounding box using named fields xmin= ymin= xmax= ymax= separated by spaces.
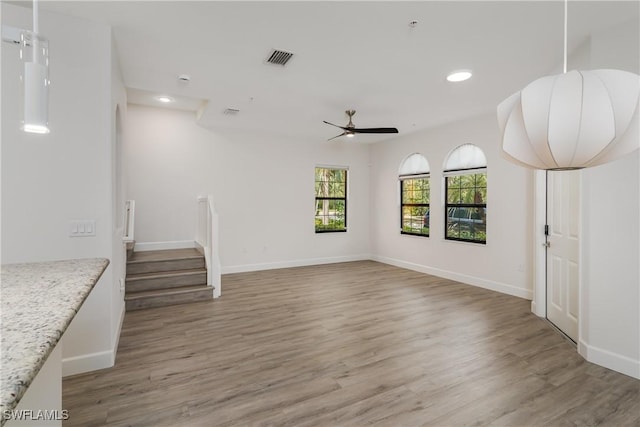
xmin=223 ymin=108 xmax=240 ymax=115
xmin=266 ymin=49 xmax=294 ymax=66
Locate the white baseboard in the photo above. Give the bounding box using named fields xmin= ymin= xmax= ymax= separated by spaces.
xmin=371 ymin=255 xmax=533 ymax=300
xmin=222 ymin=254 xmax=532 ymax=300
xmin=134 ymin=240 xmax=196 ymax=252
xmin=222 ymin=254 xmax=371 ymax=274
xmin=531 ymin=300 xmax=545 ymax=317
xmin=62 ymin=349 xmax=114 ymax=377
xmin=579 ymin=339 xmax=640 ymax=379
xmin=63 ymin=303 xmax=125 ymax=378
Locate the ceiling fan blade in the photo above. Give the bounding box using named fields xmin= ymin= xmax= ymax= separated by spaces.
xmin=327 ymin=132 xmax=347 ymax=141
xmin=351 ymin=127 xmax=399 ymax=134
xmin=323 ymin=120 xmax=347 ymax=130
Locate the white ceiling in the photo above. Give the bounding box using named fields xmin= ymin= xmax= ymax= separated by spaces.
xmin=37 ymin=1 xmax=640 ymax=142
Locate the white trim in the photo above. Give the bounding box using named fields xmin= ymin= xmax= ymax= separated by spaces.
xmin=532 ymin=170 xmax=547 ymax=317
xmin=371 ymin=255 xmax=532 ymax=300
xmin=399 ymin=173 xmax=430 ymax=180
xmin=63 ymin=276 xmax=124 ymax=377
xmin=111 ymin=302 xmax=125 ymax=364
xmin=222 ymin=254 xmax=371 ymax=274
xmin=134 ymin=240 xmax=196 ymax=252
xmin=62 ymin=349 xmax=114 ymax=377
xmin=441 ymin=237 xmax=488 ymax=248
xmin=315 ymin=164 xmax=349 ymax=171
xmin=578 ymin=340 xmax=640 ymax=379
xmin=442 ymin=167 xmax=487 ymax=177
xmin=122 ymin=200 xmax=135 ymax=243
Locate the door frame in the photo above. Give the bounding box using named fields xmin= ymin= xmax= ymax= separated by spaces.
xmin=532 ymin=169 xmax=586 ymax=347
xmin=532 ymin=170 xmax=547 ymax=318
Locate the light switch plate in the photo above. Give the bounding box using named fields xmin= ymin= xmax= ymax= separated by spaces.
xmin=69 ymin=220 xmax=96 ymax=237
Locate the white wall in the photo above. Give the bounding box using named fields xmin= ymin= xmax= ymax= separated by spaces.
xmin=125 ymin=104 xmax=371 ymax=272
xmin=369 ymin=114 xmax=534 ymax=299
xmin=125 ymin=105 xmax=215 ymax=246
xmin=581 ymin=153 xmax=639 ymax=378
xmin=577 ymin=18 xmax=640 ymax=378
xmin=1 ymin=4 xmax=120 ymax=375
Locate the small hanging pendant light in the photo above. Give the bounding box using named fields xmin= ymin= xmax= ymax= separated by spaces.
xmin=21 ymin=0 xmax=50 ymax=134
xmin=497 ymin=0 xmax=639 ymax=170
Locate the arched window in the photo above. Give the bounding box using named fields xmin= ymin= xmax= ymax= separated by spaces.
xmin=444 ymin=144 xmax=487 ymax=244
xmin=399 ymin=153 xmax=430 ymax=237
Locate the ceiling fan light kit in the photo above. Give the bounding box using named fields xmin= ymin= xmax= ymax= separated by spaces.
xmin=497 ymin=0 xmax=640 ymax=170
xmin=323 ymin=110 xmax=399 ymax=141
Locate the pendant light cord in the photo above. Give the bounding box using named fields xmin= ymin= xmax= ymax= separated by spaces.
xmin=563 ymin=0 xmax=568 ymax=73
xmin=33 ymin=0 xmax=39 ymax=34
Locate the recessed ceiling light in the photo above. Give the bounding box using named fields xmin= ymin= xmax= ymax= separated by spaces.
xmin=446 ymin=70 xmax=472 ymax=82
xmin=156 ymin=96 xmax=174 ymax=103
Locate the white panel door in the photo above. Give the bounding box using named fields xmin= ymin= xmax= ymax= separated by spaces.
xmin=546 ymin=170 xmax=580 ymax=341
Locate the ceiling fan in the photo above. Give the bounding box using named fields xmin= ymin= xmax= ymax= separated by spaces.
xmin=323 ymin=110 xmax=399 ymax=141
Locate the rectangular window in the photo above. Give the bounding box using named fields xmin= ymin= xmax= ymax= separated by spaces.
xmin=315 ymin=167 xmax=347 ymax=233
xmin=400 ymin=175 xmax=430 ymax=237
xmin=445 ymin=172 xmax=486 ymax=244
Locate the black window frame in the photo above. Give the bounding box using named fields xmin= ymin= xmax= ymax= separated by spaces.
xmin=315 ymin=167 xmax=347 ymax=233
xmin=444 ymin=167 xmax=487 ymax=244
xmin=400 ymin=173 xmax=430 ymax=237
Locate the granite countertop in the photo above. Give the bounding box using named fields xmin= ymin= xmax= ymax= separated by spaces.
xmin=0 ymin=258 xmax=109 ymax=420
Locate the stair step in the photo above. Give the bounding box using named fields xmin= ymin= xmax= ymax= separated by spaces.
xmin=127 ymin=249 xmax=205 ymax=275
xmin=128 ymin=248 xmax=203 ymax=262
xmin=125 ymin=285 xmax=213 ymax=311
xmin=126 ymin=268 xmax=207 ymax=292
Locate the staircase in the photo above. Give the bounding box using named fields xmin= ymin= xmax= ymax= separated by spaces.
xmin=125 ymin=248 xmax=214 ymax=311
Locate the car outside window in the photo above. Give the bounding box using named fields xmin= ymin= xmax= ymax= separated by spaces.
xmin=444 ymin=145 xmax=487 ymax=244
xmin=400 ymin=177 xmax=430 ymax=236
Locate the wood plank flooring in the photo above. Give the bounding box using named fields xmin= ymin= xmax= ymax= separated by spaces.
xmin=63 ymin=261 xmax=639 ymax=426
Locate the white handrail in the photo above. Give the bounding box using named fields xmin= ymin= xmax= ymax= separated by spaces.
xmin=123 ymin=200 xmax=135 ymax=242
xmin=197 ymin=196 xmax=221 ymax=298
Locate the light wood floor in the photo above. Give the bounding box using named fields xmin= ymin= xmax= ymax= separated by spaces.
xmin=63 ymin=261 xmax=639 ymax=426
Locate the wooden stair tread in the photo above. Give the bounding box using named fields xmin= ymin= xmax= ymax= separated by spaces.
xmin=128 ymin=248 xmax=203 ymax=264
xmin=125 ymin=285 xmax=212 ymax=300
xmin=124 ymin=247 xmax=212 ymax=310
xmin=126 ymin=268 xmax=206 ymax=281
xmin=126 ymin=249 xmax=205 ymax=275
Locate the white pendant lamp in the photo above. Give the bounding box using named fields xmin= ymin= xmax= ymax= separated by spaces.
xmin=497 ymin=1 xmax=640 ymax=170
xmin=21 ymin=0 xmax=50 ymax=134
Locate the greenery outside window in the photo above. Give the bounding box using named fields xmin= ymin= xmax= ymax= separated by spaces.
xmin=315 ymin=167 xmax=347 ymax=233
xmin=400 ymin=176 xmax=430 ymax=236
xmin=444 ymin=144 xmax=487 ymax=244
xmin=399 ymin=153 xmax=430 ymax=237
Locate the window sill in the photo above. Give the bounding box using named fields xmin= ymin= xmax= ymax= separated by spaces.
xmin=315 ymin=229 xmax=347 ymax=234
xmin=443 ymin=237 xmax=486 ymax=246
xmin=400 ymin=231 xmax=429 ymax=238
